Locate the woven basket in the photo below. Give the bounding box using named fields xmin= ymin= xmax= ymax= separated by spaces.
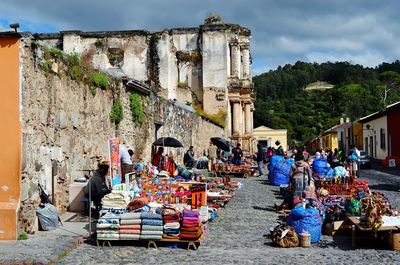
xmin=299 ymin=233 xmax=311 ymax=248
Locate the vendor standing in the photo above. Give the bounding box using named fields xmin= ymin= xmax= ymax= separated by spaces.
xmin=232 ymin=143 xmax=243 ymax=165
xmin=184 ymin=146 xmax=195 ymax=168
xmin=84 ymin=159 xmax=111 ymax=215
xmin=120 ymin=143 xmax=133 ymax=183
xmin=207 ymin=141 xmax=218 ymax=171
xmin=152 ymin=146 xmax=165 ymax=169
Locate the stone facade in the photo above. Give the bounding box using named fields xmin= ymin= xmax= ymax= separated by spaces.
xmin=14 ymin=35 xmax=224 ymax=234
xmin=36 ymin=16 xmax=254 ymax=152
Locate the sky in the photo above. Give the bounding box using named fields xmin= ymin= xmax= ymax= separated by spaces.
xmin=1 ymin=0 xmax=399 ymax=75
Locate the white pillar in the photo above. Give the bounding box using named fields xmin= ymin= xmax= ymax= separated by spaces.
xmin=242 ymin=46 xmax=250 ymax=78
xmin=245 ymin=103 xmax=251 ymax=134
xmin=232 ymin=101 xmax=240 ymax=135
xmin=231 ymin=44 xmax=240 ymax=78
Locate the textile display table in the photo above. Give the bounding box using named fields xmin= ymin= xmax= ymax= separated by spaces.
xmin=96 ymin=234 xmax=205 ymax=250
xmin=345 ymin=216 xmax=400 ymax=248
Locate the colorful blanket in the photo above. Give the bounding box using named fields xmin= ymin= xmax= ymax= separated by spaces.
xmin=141 ymin=230 xmax=163 ymax=235
xmin=119 ymin=224 xmax=141 ymax=230
xmin=119 ymin=229 xmax=141 ymax=234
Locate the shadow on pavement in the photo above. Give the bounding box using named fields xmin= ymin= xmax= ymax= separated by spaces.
xmin=252 ymin=205 xmax=276 ymax=212
xmin=368 ymin=184 xmax=399 ymax=192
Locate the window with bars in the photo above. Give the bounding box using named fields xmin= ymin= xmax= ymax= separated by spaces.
xmin=380 ymin=128 xmax=386 ymax=149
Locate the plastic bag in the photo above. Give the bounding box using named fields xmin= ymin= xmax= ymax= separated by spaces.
xmin=287 ymin=206 xmax=321 ymax=244
xmin=36 ymin=203 xmax=61 ymax=231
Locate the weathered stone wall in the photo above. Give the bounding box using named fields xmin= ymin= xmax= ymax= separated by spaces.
xmin=18 ymin=37 xmax=225 ymax=233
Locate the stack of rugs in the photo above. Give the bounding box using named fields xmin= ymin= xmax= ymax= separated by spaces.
xmin=180 ymin=210 xmax=203 ymax=240
xmin=97 ymin=212 xmax=120 ymax=240
xmin=127 ymin=197 xmax=149 ymax=212
xmin=101 ymin=190 xmax=130 ymax=210
xmin=162 ymin=205 xmax=181 ymax=239
xmin=119 ymin=212 xmax=142 ymax=240
xmin=140 ymin=212 xmax=163 ymax=240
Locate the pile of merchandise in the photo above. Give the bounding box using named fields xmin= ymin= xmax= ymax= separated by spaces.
xmin=94 ymin=162 xmax=241 ymax=249
xmin=96 ymin=212 xmax=120 ymax=240
xmin=180 ymin=210 xmax=203 ymax=240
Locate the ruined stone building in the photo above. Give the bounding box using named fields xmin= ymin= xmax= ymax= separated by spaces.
xmin=38 ymin=15 xmax=254 ymax=150
xmin=0 ymin=16 xmax=253 ymax=240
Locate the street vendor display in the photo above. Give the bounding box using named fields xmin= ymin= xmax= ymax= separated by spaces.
xmin=95 ymin=161 xmax=241 ymax=249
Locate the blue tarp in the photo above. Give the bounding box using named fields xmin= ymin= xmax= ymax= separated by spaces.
xmin=287 ymin=206 xmax=322 ymax=244
xmin=268 ymin=156 xmax=294 ymax=185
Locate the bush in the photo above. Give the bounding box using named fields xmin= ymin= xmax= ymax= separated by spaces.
xmin=110 ymin=100 xmax=123 ymax=126
xmin=18 ymin=232 xmax=28 ymax=240
xmin=130 ymin=93 xmax=144 ymax=125
xmin=177 ymin=81 xmax=186 ymax=88
xmin=69 ymin=65 xmax=82 ymax=80
xmin=42 ymin=60 xmax=52 ymax=74
xmin=67 ymin=52 xmax=80 ymax=67
xmin=90 ymin=72 xmax=109 ymax=89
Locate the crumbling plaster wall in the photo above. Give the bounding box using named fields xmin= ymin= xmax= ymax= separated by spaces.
xmin=202 ymin=31 xmax=229 ymax=115
xmin=58 ymin=33 xmax=149 ymax=81
xmin=18 ymin=37 xmax=224 ymax=233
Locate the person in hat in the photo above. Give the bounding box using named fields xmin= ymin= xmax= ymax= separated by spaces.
xmin=84 ymin=159 xmax=111 ymax=215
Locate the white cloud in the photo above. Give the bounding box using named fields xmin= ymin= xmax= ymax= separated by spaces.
xmin=0 ymin=0 xmax=399 ymax=72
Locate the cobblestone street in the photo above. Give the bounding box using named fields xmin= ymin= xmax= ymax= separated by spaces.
xmin=56 ymin=170 xmax=400 ymax=265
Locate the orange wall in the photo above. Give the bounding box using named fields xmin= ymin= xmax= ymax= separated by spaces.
xmin=0 ymin=36 xmax=21 ymax=240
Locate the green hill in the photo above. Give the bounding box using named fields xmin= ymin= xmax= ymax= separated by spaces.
xmin=253 ymin=60 xmax=400 ymax=146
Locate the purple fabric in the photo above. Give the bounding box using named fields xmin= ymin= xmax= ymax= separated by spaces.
xmin=183 ymin=210 xmax=199 ymax=218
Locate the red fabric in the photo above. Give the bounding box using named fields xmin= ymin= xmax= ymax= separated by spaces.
xmin=152 ymin=152 xmax=163 ymax=167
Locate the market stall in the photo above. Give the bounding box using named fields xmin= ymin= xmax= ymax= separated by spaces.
xmin=94 ymin=158 xmax=241 ymax=250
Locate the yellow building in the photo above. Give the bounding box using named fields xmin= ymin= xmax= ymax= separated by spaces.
xmin=321 ymin=125 xmax=339 ymax=150
xmin=252 ymin=126 xmax=287 ymax=151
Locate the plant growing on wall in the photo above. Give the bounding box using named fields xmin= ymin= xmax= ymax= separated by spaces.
xmin=90 ymin=72 xmax=110 ymax=89
xmin=193 ymin=105 xmax=227 ymax=127
xmin=130 ymin=93 xmax=144 ymax=125
xmin=110 ymin=100 xmax=124 ymax=127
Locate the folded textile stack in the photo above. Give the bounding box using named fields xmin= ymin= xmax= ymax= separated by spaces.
xmin=101 ymin=190 xmax=130 ymax=209
xmin=162 ymin=205 xmax=181 ymax=239
xmin=140 ymin=212 xmax=163 ymax=240
xmin=97 ymin=212 xmax=120 ymax=240
xmin=180 ymin=210 xmax=202 ymax=240
xmin=120 ymin=212 xmax=142 ymax=240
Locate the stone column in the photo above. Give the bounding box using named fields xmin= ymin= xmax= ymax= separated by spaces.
xmin=231 ymin=44 xmax=240 ymax=78
xmin=245 ymin=103 xmax=251 ymax=134
xmin=232 ymin=101 xmax=241 ymax=135
xmin=242 ymin=45 xmax=250 ymax=78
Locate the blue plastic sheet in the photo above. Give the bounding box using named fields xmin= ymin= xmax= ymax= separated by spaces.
xmin=287 ymin=206 xmax=322 ymax=244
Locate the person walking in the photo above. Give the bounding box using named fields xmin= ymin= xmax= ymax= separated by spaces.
xmin=207 ymin=141 xmax=218 ymax=171
xmin=232 ymin=143 xmax=243 ymax=166
xmin=256 ymin=143 xmax=265 ymax=176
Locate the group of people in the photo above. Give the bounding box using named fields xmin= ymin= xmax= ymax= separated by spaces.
xmin=275 ymin=145 xmax=362 ymax=211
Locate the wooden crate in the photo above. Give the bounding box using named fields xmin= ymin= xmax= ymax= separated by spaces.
xmin=389 ymin=233 xmax=400 ymax=251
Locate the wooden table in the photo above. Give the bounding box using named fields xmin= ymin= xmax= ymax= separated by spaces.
xmin=345 ymin=216 xmax=400 ymax=248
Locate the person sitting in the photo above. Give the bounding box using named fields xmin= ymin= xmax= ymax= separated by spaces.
xmin=184 ymin=146 xmax=195 ymax=168
xmin=84 ymin=159 xmax=111 ymax=216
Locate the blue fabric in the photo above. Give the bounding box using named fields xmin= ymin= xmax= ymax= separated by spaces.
xmin=140 ymin=213 xmax=162 ymax=220
xmin=287 ymin=206 xmax=322 ymax=244
xmin=141 ymin=219 xmax=163 ymax=226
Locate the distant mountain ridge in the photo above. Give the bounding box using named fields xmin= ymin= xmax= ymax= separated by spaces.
xmin=253 ymin=60 xmax=400 ymax=145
